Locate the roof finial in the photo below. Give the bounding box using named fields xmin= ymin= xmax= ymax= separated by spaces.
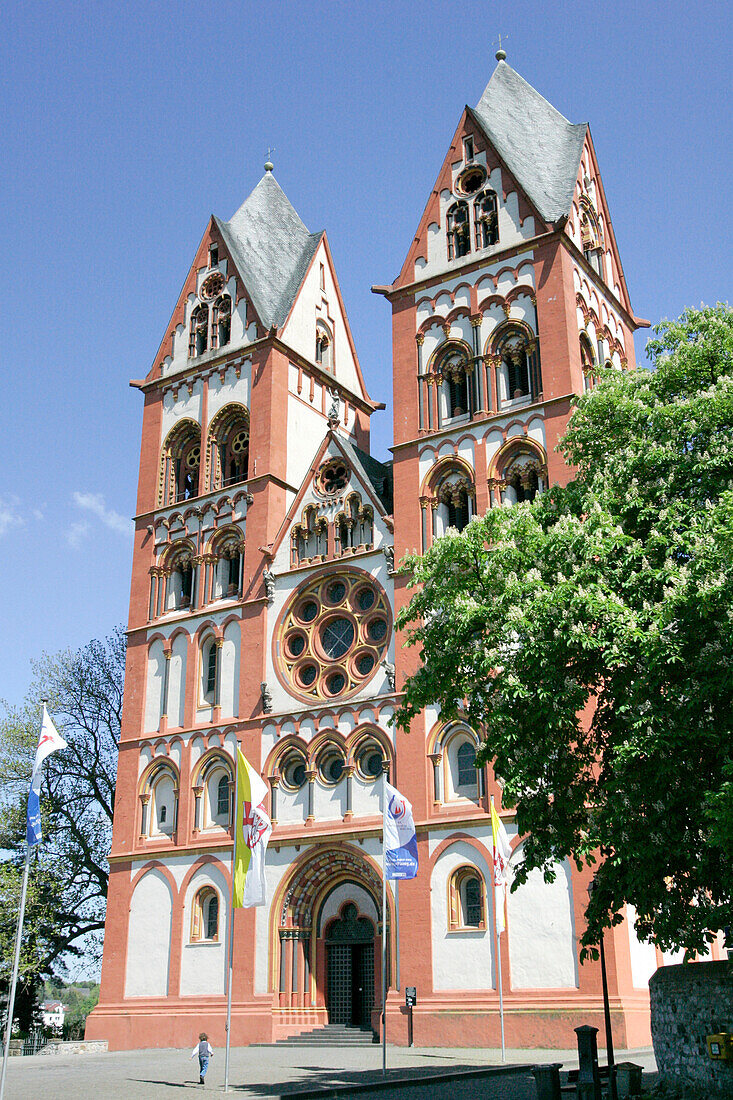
xmin=264 ymin=146 xmax=275 ymax=173
xmin=493 ymin=33 xmax=508 ymax=62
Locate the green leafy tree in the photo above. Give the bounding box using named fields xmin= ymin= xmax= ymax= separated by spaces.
xmin=0 ymin=629 xmax=124 ymax=1005
xmin=395 ymin=304 xmax=733 ymax=956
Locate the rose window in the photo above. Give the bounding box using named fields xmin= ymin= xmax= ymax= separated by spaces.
xmin=275 ymin=570 xmax=391 ymax=701
xmin=317 ymin=459 xmax=349 ymax=497
xmin=200 ymin=271 xmax=225 ymax=300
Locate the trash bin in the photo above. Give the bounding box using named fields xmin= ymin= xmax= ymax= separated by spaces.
xmin=612 ymin=1061 xmax=643 ymax=1098
xmin=531 ymin=1063 xmax=562 ymax=1100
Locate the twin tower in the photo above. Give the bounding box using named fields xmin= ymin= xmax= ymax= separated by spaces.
xmin=87 ymin=60 xmax=657 ymax=1051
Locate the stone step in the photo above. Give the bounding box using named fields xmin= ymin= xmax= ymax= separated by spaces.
xmin=255 ymin=1025 xmax=375 ymax=1047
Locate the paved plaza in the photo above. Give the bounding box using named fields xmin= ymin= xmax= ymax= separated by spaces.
xmin=3 ymin=1043 xmax=657 ymax=1099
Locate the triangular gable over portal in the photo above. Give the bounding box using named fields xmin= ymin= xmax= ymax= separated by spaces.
xmin=266 ymin=431 xmax=393 ymax=565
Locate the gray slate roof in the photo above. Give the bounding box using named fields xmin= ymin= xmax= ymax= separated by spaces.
xmin=472 ymin=61 xmax=587 ymax=224
xmin=214 ymin=172 xmax=323 ymax=329
xmin=340 ymin=436 xmax=393 ymax=513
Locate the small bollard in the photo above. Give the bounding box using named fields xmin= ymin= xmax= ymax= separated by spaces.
xmin=612 ymin=1061 xmax=643 ymax=1098
xmin=574 ymin=1025 xmax=602 ymax=1100
xmin=531 ymin=1062 xmax=562 ymax=1100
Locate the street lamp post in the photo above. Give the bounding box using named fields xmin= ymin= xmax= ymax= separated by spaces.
xmin=588 ymin=877 xmax=615 ymax=1085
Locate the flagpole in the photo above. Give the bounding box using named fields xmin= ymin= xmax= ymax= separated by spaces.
xmin=381 ymin=768 xmax=387 ymax=1077
xmin=224 ymin=742 xmax=240 ymax=1095
xmin=491 ymin=795 xmax=506 ymax=1063
xmin=394 ymin=882 xmax=400 ymax=992
xmin=0 ymin=844 xmax=31 ymax=1100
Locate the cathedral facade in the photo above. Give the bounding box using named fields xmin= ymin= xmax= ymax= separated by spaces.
xmin=87 ymin=59 xmax=666 ymax=1051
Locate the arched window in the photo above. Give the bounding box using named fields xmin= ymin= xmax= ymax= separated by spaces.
xmin=211 ymin=295 xmax=231 ymax=350
xmin=315 ymin=323 xmax=333 ymax=372
xmin=216 ymin=775 xmax=230 ymax=818
xmin=502 ymin=453 xmax=543 ymax=505
xmin=580 ymin=203 xmax=603 ymax=276
xmin=491 ymin=325 xmax=541 ymax=406
xmin=293 ymin=506 xmax=326 ymax=564
xmin=474 ymin=191 xmax=498 ymax=248
xmin=435 ymin=344 xmax=472 ymax=420
xmin=437 ymin=475 xmax=474 ymax=535
xmin=443 ymin=728 xmax=481 ymax=801
xmin=457 ymin=741 xmax=477 ymax=786
xmin=148 ymin=767 xmax=177 ymax=837
xmin=335 ymin=494 xmax=373 ymax=555
xmin=447 ymin=201 xmax=470 ymax=260
xmin=207 ymin=405 xmax=250 ymax=491
xmin=209 ymin=529 xmax=244 ymax=601
xmin=160 ymin=421 xmax=202 ymax=505
xmin=165 ymin=545 xmax=195 ymax=611
xmin=448 ymin=867 xmax=486 ymax=930
xmin=191 ymin=887 xmax=219 ymax=942
xmin=189 ymin=305 xmax=209 ymax=357
xmin=580 ymin=333 xmax=596 ymax=392
xmin=201 ymin=637 xmax=219 ymax=704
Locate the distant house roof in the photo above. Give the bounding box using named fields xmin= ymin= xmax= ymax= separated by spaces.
xmin=471 ymin=61 xmax=587 ymax=224
xmin=214 ymin=172 xmax=323 ymax=330
xmin=41 ymin=1001 xmax=64 ymax=1012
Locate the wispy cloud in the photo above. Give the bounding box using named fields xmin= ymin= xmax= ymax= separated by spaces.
xmin=66 ymin=520 xmax=90 ymax=549
xmin=72 ymin=492 xmax=129 ymax=535
xmin=0 ymin=496 xmax=25 ymax=537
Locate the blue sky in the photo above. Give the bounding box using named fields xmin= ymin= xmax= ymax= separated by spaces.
xmin=1 ymin=0 xmax=730 ymax=710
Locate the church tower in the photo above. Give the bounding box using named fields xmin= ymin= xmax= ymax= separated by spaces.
xmin=88 ymin=59 xmax=666 ymax=1053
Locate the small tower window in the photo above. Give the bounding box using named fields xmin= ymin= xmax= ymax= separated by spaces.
xmin=463 ymin=136 xmax=475 ymax=163
xmin=447 ymin=202 xmax=470 ymax=260
xmin=189 ymin=305 xmax=209 ymax=357
xmin=315 ymin=323 xmax=333 ymax=371
xmin=205 ymin=642 xmax=218 ymax=699
xmin=474 ymin=191 xmax=498 ymax=248
xmin=319 ymin=262 xmax=325 ymax=291
xmin=212 ymin=295 xmax=231 ymax=350
xmin=216 ymin=774 xmax=230 ymax=819
xmin=208 ymin=243 xmax=219 ymax=267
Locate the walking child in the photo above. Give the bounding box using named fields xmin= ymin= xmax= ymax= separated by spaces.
xmin=190 ymin=1032 xmax=214 ymax=1084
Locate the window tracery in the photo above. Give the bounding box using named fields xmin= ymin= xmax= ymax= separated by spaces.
xmin=200 ymin=636 xmax=219 ymax=705
xmin=434 ymin=343 xmax=473 ymax=420
xmin=315 ymin=322 xmax=333 ymax=371
xmin=447 ymin=201 xmax=470 ymax=260
xmin=423 ymin=461 xmax=476 ymax=545
xmin=207 ymin=404 xmax=249 ymax=491
xmin=274 ymin=571 xmax=391 ymax=702
xmin=580 ymin=333 xmax=596 ymax=392
xmin=474 ymin=190 xmax=499 ymax=248
xmin=211 ymin=295 xmax=232 ymax=350
xmin=292 ymin=505 xmax=328 ymax=564
xmin=489 ymin=323 xmax=542 ymax=407
xmin=189 ymin=305 xmax=209 ymax=357
xmin=492 ymin=444 xmax=548 ymax=506
xmin=140 ymin=761 xmax=179 ymax=839
xmin=209 ymin=528 xmax=245 ymax=601
xmin=160 ymin=421 xmax=202 ymax=505
xmin=335 ymin=493 xmax=373 ymax=555
xmin=164 ymin=543 xmax=195 ymax=611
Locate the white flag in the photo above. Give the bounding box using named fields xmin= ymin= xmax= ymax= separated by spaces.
xmin=27 ymin=705 xmax=67 ymax=846
xmin=491 ymin=801 xmax=512 ymax=933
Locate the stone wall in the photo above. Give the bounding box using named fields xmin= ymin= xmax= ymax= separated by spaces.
xmin=650 ymin=960 xmax=733 ymax=1096
xmin=37 ymin=1039 xmax=108 ymax=1056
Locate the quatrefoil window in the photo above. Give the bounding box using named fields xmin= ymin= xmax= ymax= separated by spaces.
xmin=317 ymin=459 xmax=349 ymax=496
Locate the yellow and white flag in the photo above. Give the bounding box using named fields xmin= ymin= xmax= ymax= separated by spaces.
xmin=490 ymin=800 xmax=512 ymax=934
xmin=233 ymin=749 xmax=272 ymax=908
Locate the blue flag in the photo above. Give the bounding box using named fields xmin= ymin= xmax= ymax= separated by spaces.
xmin=26 ymin=706 xmax=67 ymax=846
xmin=384 ymin=782 xmax=418 ymax=880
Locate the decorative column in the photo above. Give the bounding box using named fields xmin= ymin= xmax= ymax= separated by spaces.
xmin=160 ymin=646 xmax=172 ymax=732
xmin=485 ymin=353 xmax=499 ymax=412
xmin=269 ymin=776 xmax=279 ymax=826
xmin=139 ymin=793 xmax=151 ymax=839
xmin=426 ymin=376 xmax=435 ymax=431
xmin=420 ymin=499 xmax=429 ymax=553
xmin=305 ymin=768 xmax=316 ymax=826
xmin=429 ymin=752 xmax=443 ymax=806
xmin=343 ymin=764 xmax=354 ymax=822
xmin=213 ymin=637 xmax=224 ymax=721
xmin=471 ymin=315 xmax=484 ymax=413
xmin=192 ymin=785 xmax=203 ymax=832
xmin=416 ymin=334 xmax=425 ymax=431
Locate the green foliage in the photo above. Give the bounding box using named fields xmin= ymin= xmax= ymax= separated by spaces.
xmin=395 ymin=304 xmax=733 ymax=956
xmin=0 ymin=629 xmax=124 ymax=1002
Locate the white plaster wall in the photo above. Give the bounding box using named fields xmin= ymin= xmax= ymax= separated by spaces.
xmin=220 ymin=622 xmax=240 ymax=718
xmin=351 ymin=775 xmax=382 ymax=817
xmin=207 ymin=362 xmax=251 ymax=423
xmin=168 ymin=633 xmax=187 ymax=728
xmin=180 ymin=863 xmax=229 ymax=996
xmin=431 ymin=840 xmax=494 ymax=991
xmin=125 ymin=869 xmax=173 ymax=997
xmin=281 ymin=238 xmax=362 ymax=397
xmin=507 ymin=854 xmax=578 ymax=989
xmin=144 ymin=640 xmax=165 ymax=734
xmin=320 ymin=883 xmax=378 ymax=929
xmin=626 ymin=904 xmax=659 ymax=990
xmin=313 ymin=777 xmax=347 ymax=821
xmin=286 ymin=394 xmax=329 ymax=489
xmin=160 ymin=382 xmax=204 ymax=446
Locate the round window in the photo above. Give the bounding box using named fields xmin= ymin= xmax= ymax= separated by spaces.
xmin=326 ymin=580 xmax=347 ymax=605
xmin=320 ymin=617 xmax=355 ymax=660
xmin=298 ymin=600 xmax=318 ymax=623
xmin=274 ymin=571 xmax=391 ymax=701
xmin=319 ymin=752 xmax=344 ymax=784
xmin=286 ymin=633 xmax=306 ymax=658
xmin=282 ymin=756 xmax=307 ymax=790
xmin=367 ymin=617 xmax=387 ymax=643
xmin=356 ymin=587 xmax=375 ymax=611
xmin=358 ymin=746 xmax=384 ymax=780
xmin=457 ymin=165 xmax=486 ymax=195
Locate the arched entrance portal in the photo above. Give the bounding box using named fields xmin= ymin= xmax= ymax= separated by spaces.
xmin=273 ymin=844 xmax=389 ymax=1036
xmin=326 ymin=902 xmax=375 ymax=1027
